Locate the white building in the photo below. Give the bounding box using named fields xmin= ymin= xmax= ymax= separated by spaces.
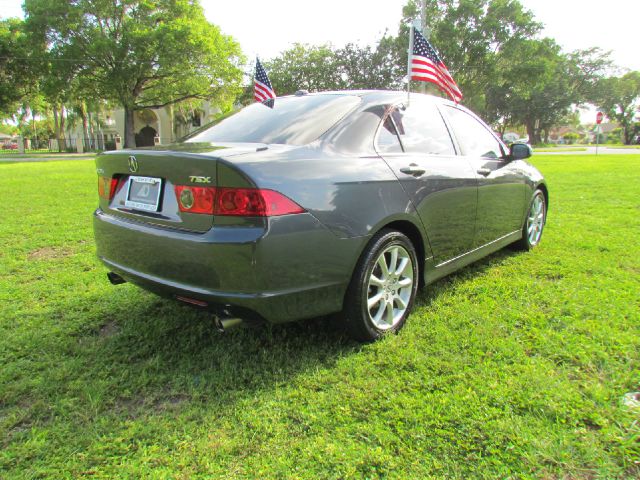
xmin=74 ymin=100 xmax=221 ymax=150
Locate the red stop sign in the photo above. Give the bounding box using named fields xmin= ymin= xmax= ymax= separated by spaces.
xmin=596 ymin=111 xmax=604 ymax=124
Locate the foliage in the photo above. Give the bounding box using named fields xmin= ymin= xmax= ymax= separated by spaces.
xmin=606 ymin=127 xmax=624 ymax=144
xmin=334 ymin=38 xmax=405 ymax=90
xmin=23 ymin=0 xmax=244 ymax=147
xmin=486 ymin=41 xmax=612 ymax=144
xmin=265 ymin=44 xmax=342 ymax=95
xmin=0 ymin=18 xmax=38 ymax=118
xmin=16 ymin=117 xmax=54 ymax=139
xmin=398 ymin=0 xmax=542 ymax=114
xmin=264 ymin=40 xmax=406 ymax=97
xmin=594 ymin=72 xmax=640 ymax=144
xmin=566 ymin=47 xmax=614 ymax=103
xmin=562 ymin=132 xmax=580 ymax=144
xmin=0 ymin=123 xmax=18 ymax=136
xmin=0 ymin=155 xmax=639 ymax=478
xmin=485 ymin=38 xmax=575 ymax=144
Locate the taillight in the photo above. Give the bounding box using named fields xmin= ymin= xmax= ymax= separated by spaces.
xmin=216 ymin=188 xmax=305 ymax=216
xmin=173 ymin=186 xmax=304 ymax=217
xmin=98 ymin=176 xmax=118 ymax=200
xmin=175 ymin=186 xmax=216 ymax=214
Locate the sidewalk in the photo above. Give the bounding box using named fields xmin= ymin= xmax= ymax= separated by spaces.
xmin=537 ymin=146 xmax=640 ymax=155
xmin=0 ymin=153 xmax=96 ymax=163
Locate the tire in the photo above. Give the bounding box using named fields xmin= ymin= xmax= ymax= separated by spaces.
xmin=514 ymin=189 xmax=546 ymax=251
xmin=343 ymin=229 xmax=419 ymax=342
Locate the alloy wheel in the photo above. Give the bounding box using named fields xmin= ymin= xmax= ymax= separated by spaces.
xmin=366 ymin=244 xmax=414 ymax=330
xmin=527 ymin=193 xmax=545 ymax=246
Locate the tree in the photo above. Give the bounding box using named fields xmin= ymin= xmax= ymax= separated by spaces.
xmin=397 ymin=0 xmax=542 ymax=114
xmin=485 ymin=38 xmax=575 ymax=144
xmin=594 ymin=72 xmax=640 ymax=145
xmin=262 ymin=38 xmax=405 ymax=98
xmin=24 ymin=0 xmax=244 ymax=147
xmin=485 ymin=39 xmax=612 ymax=144
xmin=265 ymin=44 xmax=342 ymax=95
xmin=566 ymin=47 xmax=614 ymax=104
xmin=335 ymin=38 xmax=405 ymax=90
xmin=0 ymin=18 xmax=38 ymax=118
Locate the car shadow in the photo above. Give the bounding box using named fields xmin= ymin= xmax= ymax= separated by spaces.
xmin=25 ymin=291 xmax=358 ymax=421
xmin=5 ymin=245 xmax=521 ymax=451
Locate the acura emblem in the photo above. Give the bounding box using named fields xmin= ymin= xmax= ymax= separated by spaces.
xmin=128 ymin=155 xmax=138 ymax=173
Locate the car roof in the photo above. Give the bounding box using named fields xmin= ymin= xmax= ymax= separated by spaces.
xmin=277 ymin=89 xmax=459 ymax=109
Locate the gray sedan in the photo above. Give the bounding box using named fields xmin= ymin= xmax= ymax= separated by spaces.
xmin=93 ymin=91 xmax=547 ymax=341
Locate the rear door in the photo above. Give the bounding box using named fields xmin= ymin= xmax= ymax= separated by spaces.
xmin=377 ymin=97 xmax=478 ymax=264
xmin=441 ymin=106 xmax=526 ymax=247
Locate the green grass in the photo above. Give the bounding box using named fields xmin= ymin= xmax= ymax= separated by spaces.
xmin=1 ymin=155 xmax=639 ymax=479
xmin=533 ymin=147 xmax=587 ymax=152
xmin=0 ymin=149 xmax=54 ymax=155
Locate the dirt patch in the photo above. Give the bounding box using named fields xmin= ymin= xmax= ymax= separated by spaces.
xmin=114 ymin=393 xmax=191 ymax=419
xmin=99 ymin=321 xmax=121 ymax=338
xmin=27 ymin=246 xmax=73 ymax=261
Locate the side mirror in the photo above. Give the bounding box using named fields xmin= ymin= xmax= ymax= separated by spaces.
xmin=509 ymin=142 xmax=532 ymax=160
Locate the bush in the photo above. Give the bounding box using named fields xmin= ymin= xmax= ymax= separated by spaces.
xmin=606 ymin=128 xmax=624 ymax=144
xmin=563 ymin=132 xmax=580 ymax=145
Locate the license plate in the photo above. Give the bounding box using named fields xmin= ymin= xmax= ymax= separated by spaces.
xmin=125 ymin=176 xmax=163 ymax=212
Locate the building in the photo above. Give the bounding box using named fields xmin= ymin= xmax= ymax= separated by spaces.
xmin=71 ymin=100 xmax=222 ymax=150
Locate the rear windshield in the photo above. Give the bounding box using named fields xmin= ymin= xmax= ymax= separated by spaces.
xmin=185 ymin=95 xmax=361 ymax=146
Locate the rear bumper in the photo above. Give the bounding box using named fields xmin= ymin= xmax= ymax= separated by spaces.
xmin=93 ymin=209 xmax=363 ymax=323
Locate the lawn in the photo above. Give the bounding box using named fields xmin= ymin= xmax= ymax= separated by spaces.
xmin=533 ymin=147 xmax=587 ymax=153
xmin=1 ymin=155 xmax=638 ymax=479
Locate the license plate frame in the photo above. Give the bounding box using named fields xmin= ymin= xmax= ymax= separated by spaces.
xmin=124 ymin=176 xmax=163 ymax=212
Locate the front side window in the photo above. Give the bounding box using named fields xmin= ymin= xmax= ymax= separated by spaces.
xmin=445 ymin=107 xmax=504 ymax=158
xmin=391 ymin=100 xmax=456 ymax=155
xmin=185 ymin=95 xmax=361 ymax=146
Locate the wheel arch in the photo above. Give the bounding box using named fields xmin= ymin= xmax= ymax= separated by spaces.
xmin=535 ymin=181 xmax=549 ymax=212
xmin=349 ymin=217 xmax=429 ymax=291
xmin=383 ymin=220 xmax=427 ymax=286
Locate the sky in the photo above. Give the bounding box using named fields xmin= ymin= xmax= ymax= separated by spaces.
xmin=1 ymin=0 xmax=638 ymax=123
xmin=1 ymin=0 xmax=637 ymax=70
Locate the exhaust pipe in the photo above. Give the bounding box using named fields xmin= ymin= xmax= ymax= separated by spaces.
xmin=213 ymin=315 xmax=243 ymax=333
xmin=107 ymin=272 xmax=126 ymax=285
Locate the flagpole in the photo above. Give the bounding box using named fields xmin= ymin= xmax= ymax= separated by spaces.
xmin=407 ymin=24 xmax=414 ymax=105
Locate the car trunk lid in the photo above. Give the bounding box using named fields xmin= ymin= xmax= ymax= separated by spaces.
xmin=96 ymin=147 xmax=242 ymax=233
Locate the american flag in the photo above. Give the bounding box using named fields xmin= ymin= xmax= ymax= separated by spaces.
xmin=410 ymin=29 xmax=462 ymax=103
xmin=254 ymin=58 xmax=276 ymax=107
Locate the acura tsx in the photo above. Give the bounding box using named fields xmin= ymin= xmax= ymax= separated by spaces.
xmin=93 ymin=91 xmax=547 ymax=341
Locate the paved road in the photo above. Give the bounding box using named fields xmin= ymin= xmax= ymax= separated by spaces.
xmin=0 ymin=153 xmax=95 ymax=163
xmin=536 ymin=147 xmax=640 ymax=155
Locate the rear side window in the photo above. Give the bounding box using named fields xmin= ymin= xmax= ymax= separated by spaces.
xmin=391 ymin=101 xmax=455 ymax=155
xmin=185 ymin=95 xmax=361 ymax=146
xmin=445 ymin=107 xmax=503 ymax=158
xmin=376 ymin=116 xmax=403 ymax=153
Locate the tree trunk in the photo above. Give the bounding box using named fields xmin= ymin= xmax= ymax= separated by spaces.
xmin=124 ymin=107 xmax=136 ymax=148
xmin=526 ymin=120 xmax=539 ymax=145
xmin=80 ymin=102 xmax=90 ymax=149
xmin=623 ymin=123 xmax=634 ymax=145
xmin=498 ymin=122 xmax=507 ymax=138
xmin=59 ymin=106 xmax=67 ymax=151
xmin=52 ymin=104 xmax=67 ymax=152
xmin=53 ymin=105 xmax=61 ymax=152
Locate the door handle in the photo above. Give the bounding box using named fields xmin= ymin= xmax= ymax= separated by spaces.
xmin=477 ymin=168 xmax=492 ymax=176
xmin=400 ymin=164 xmax=426 ymax=177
